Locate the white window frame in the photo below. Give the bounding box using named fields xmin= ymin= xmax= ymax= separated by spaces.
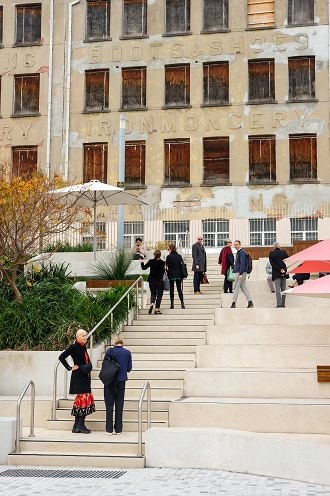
xmin=202 ymin=219 xmax=229 ymax=248
xmin=124 ymin=221 xmax=144 ymax=249
xmin=290 ymin=218 xmax=318 ymax=242
xmin=249 ymin=218 xmax=276 ymax=246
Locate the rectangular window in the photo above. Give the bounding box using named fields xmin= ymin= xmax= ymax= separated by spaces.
xmin=288 ymin=0 xmax=314 ymax=26
xmin=249 ymin=135 xmax=276 ymax=183
xmin=123 ymin=0 xmax=147 ymax=37
xmin=202 ymin=219 xmax=229 ymax=248
xmin=86 ymin=0 xmax=111 ymax=41
xmin=247 ymin=0 xmax=274 ymax=28
xmin=16 ymin=4 xmax=41 ymax=45
xmin=164 ymin=139 xmax=190 ymax=185
xmin=12 ymin=146 xmax=38 ymax=177
xmin=248 ymin=59 xmax=275 ymax=103
xmin=165 ymin=64 xmax=190 ymax=107
xmin=290 ymin=218 xmax=318 ymax=242
xmin=165 ymin=0 xmax=190 ymax=34
xmin=203 ymin=62 xmax=229 ymax=105
xmin=125 ymin=141 xmax=145 ymax=186
xmin=0 ymin=6 xmax=3 ymax=46
xmin=83 ymin=143 xmax=108 ymax=182
xmin=85 ymin=69 xmax=109 ymax=111
xmin=0 ymin=77 xmax=1 ymax=116
xmin=124 ymin=221 xmax=144 ymax=249
xmin=288 ymin=56 xmax=315 ymax=101
xmin=122 ymin=67 xmax=146 ymax=110
xmin=289 ymin=134 xmax=317 ymax=181
xmin=250 ymin=218 xmax=276 ymax=246
xmin=203 ymin=137 xmax=229 ymax=184
xmin=164 ymin=221 xmax=190 ymax=247
xmin=203 ymin=0 xmax=228 ymax=32
xmin=14 ymin=74 xmax=40 ymax=115
xmin=82 ymin=221 xmax=107 ymax=250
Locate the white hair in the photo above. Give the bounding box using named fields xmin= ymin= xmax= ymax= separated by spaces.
xmin=76 ymin=328 xmax=87 ymax=338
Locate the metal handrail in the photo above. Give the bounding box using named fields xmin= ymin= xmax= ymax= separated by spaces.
xmin=137 ymin=381 xmax=151 ymax=457
xmin=16 ymin=380 xmax=35 ymax=453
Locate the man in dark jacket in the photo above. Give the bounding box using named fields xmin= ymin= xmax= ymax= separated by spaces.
xmin=191 ymin=235 xmax=207 ymax=294
xmin=104 ymin=334 xmax=132 ymax=435
xmin=231 ymin=240 xmax=253 ymax=308
xmin=269 ymin=242 xmax=288 ymax=308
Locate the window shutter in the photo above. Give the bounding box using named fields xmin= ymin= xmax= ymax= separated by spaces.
xmin=83 ymin=144 xmax=108 ymax=182
xmin=247 ymin=0 xmax=274 ymax=28
xmin=165 ymin=139 xmax=190 ymax=184
xmin=12 ymin=147 xmax=38 ymax=177
xmin=86 ymin=0 xmax=111 ymax=40
xmin=203 ymin=137 xmax=230 ymax=183
xmin=123 ymin=0 xmax=147 ymax=36
xmin=203 ymin=0 xmax=228 ymax=31
xmin=125 ymin=141 xmax=146 ymax=185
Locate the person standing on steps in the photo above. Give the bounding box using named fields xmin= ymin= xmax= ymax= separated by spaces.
xmin=269 ymin=242 xmax=289 ymax=308
xmin=104 ymin=334 xmax=132 ymax=436
xmin=59 ymin=329 xmax=95 ymax=434
xmin=218 ymin=239 xmax=234 ymax=294
xmin=141 ymin=250 xmax=165 ymax=315
xmin=265 ymin=259 xmax=275 ymax=293
xmin=192 ymin=235 xmax=207 ymax=295
xmin=231 ymin=240 xmax=253 ymax=308
xmin=166 ymin=243 xmax=185 ymax=309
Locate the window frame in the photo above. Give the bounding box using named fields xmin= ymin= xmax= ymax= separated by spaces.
xmin=83 ymin=142 xmax=108 ymax=183
xmin=13 ymin=73 xmax=40 ymax=116
xmin=203 ymin=137 xmax=230 ymax=185
xmin=249 ymin=218 xmax=276 ymax=246
xmin=203 ymin=61 xmax=229 ymax=106
xmin=249 ymin=135 xmax=276 ymax=184
xmin=247 ymin=0 xmax=275 ymax=29
xmin=121 ymin=66 xmax=147 ymax=110
xmin=164 ymin=138 xmax=190 ymax=186
xmin=82 ymin=220 xmax=107 ymax=250
xmin=124 ymin=221 xmax=144 ymax=249
xmin=165 ymin=0 xmax=191 ymax=35
xmin=248 ymin=58 xmax=275 ymax=103
xmin=85 ymin=0 xmax=111 ymax=42
xmin=12 ymin=145 xmax=38 ymax=177
xmin=122 ymin=0 xmax=147 ymax=38
xmin=288 ymin=0 xmax=314 ymax=26
xmin=164 ymin=64 xmax=190 ymax=108
xmin=125 ymin=140 xmax=146 ymax=187
xmin=289 ymin=133 xmax=317 ymax=182
xmin=84 ymin=69 xmax=110 ymax=112
xmin=202 ymin=219 xmax=229 ymax=248
xmin=288 ymin=56 xmax=315 ymax=102
xmin=202 ymin=0 xmax=228 ymax=33
xmin=290 ymin=217 xmax=318 ymax=242
xmin=164 ymin=221 xmax=190 ymax=247
xmin=15 ymin=3 xmax=42 ymax=46
xmin=0 ymin=6 xmax=3 ymax=47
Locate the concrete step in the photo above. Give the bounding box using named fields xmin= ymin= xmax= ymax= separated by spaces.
xmin=91 ymin=378 xmax=183 ymax=389
xmin=215 ymin=307 xmax=330 ymax=326
xmin=8 ymin=452 xmax=145 ymax=468
xmin=58 ymin=398 xmax=172 ymax=411
xmin=47 ymin=418 xmax=167 ymax=431
xmin=196 ymin=344 xmax=330 ymax=368
xmin=220 ymin=293 xmax=330 ymax=308
xmin=92 ymin=386 xmax=183 ymax=399
xmin=140 ymin=308 xmax=214 ymax=315
xmin=123 ymin=331 xmax=206 ymax=340
xmin=55 ymin=408 xmax=168 ymax=422
xmin=182 ymin=368 xmax=330 ymax=398
xmin=207 ymin=324 xmax=330 ymax=345
xmin=162 ymin=293 xmax=221 ymax=300
xmin=97 ymin=358 xmax=195 ymax=369
xmin=121 ymin=345 xmax=200 ymax=354
xmin=123 ymin=325 xmax=206 ymax=334
xmin=122 ymin=339 xmax=206 ymax=347
xmin=92 ymin=369 xmax=186 ymax=380
xmin=169 ymin=397 xmax=330 ymax=434
xmin=135 ymin=316 xmax=214 ymax=324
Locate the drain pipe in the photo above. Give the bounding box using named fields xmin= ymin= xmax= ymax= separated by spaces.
xmin=46 ymin=0 xmax=54 ymax=179
xmin=64 ymin=0 xmax=81 ymax=181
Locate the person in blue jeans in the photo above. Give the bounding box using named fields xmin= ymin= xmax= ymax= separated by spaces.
xmin=104 ymin=334 xmax=132 ymax=435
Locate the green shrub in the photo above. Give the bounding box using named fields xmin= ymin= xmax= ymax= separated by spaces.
xmin=92 ymin=250 xmax=133 ymax=280
xmin=43 ymin=241 xmax=93 ymax=252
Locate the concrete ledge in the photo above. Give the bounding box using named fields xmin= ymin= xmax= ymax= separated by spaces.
xmin=145 ymin=427 xmax=330 ymax=485
xmin=0 ymin=417 xmax=16 ymax=463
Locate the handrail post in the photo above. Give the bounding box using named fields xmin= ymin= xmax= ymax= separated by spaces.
xmin=137 ymin=381 xmax=151 ymax=457
xmin=127 ymin=293 xmax=130 ymax=325
xmin=89 ymin=334 xmax=94 ymax=364
xmin=64 ymin=369 xmax=68 ymax=400
xmin=29 ymin=382 xmax=35 ymax=438
xmin=52 ymin=361 xmax=59 ymax=420
xmin=16 ymin=381 xmax=35 ymax=453
xmin=141 ymin=279 xmax=144 ymax=309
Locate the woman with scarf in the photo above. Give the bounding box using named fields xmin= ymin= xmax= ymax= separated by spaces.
xmin=218 ymin=239 xmax=235 ymax=293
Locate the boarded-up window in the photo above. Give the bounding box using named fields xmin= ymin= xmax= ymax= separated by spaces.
xmin=289 ymin=134 xmax=317 ymax=181
xmin=12 ymin=146 xmax=38 ymax=177
xmin=14 ymin=74 xmax=40 ymax=115
xmin=203 ymin=0 xmax=228 ymax=31
xmin=125 ymin=141 xmax=145 ymax=186
xmin=247 ymin=0 xmax=274 ymax=28
xmin=86 ymin=0 xmax=111 ymax=40
xmin=203 ymin=62 xmax=229 ymax=105
xmin=165 ymin=65 xmax=190 ymax=107
xmin=203 ymin=137 xmax=229 ymax=184
xmin=288 ymin=0 xmax=314 ymax=25
xmin=0 ymin=6 xmax=3 ymax=46
xmin=166 ymin=0 xmax=190 ymax=34
xmin=249 ymin=135 xmax=276 ymax=183
xmin=123 ymin=0 xmax=147 ymax=37
xmin=122 ymin=67 xmax=146 ymax=109
xmin=0 ymin=77 xmax=1 ymax=116
xmin=288 ymin=56 xmax=315 ymax=101
xmin=83 ymin=143 xmax=108 ymax=182
xmin=164 ymin=139 xmax=190 ymax=185
xmin=85 ymin=70 xmax=109 ymax=111
xmin=248 ymin=59 xmax=275 ymax=102
xmin=16 ymin=4 xmax=41 ymax=45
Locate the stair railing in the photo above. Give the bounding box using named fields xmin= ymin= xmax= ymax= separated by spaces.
xmin=137 ymin=381 xmax=151 ymax=457
xmin=16 ymin=380 xmax=36 ymax=452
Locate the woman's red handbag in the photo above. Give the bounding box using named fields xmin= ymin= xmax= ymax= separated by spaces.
xmin=201 ymin=273 xmax=209 ymax=284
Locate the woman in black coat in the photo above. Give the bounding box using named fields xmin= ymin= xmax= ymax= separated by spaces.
xmin=58 ymin=329 xmax=95 ymax=434
xmin=141 ymin=250 xmax=165 ymax=315
xmin=166 ymin=243 xmax=185 ymax=309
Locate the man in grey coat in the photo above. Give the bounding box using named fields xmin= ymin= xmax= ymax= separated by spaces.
xmin=191 ymin=235 xmax=207 ymax=294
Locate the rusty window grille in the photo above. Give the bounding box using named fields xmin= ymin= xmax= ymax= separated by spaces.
xmin=82 ymin=221 xmax=107 ymax=250
xmin=165 ymin=0 xmax=190 ymax=34
xmin=202 ymin=219 xmax=229 ymax=248
xmin=164 ymin=221 xmax=190 ymax=248
xmin=164 ymin=139 xmax=190 ymax=185
xmin=0 ymin=6 xmax=3 ymax=46
xmin=12 ymin=146 xmax=38 ymax=177
xmin=249 ymin=135 xmax=276 ymax=183
xmin=121 ymin=67 xmax=146 ymax=110
xmin=203 ymin=137 xmax=230 ymax=184
xmin=165 ymin=65 xmax=190 ymax=107
xmin=15 ymin=4 xmax=41 ymax=45
xmin=14 ymin=74 xmax=40 ymax=115
xmin=290 ymin=217 xmax=318 ymax=242
xmin=86 ymin=0 xmax=111 ymax=41
xmin=85 ymin=69 xmax=109 ymax=111
xmin=248 ymin=59 xmax=275 ymax=103
xmin=288 ymin=56 xmax=315 ymax=101
xmin=83 ymin=143 xmax=108 ymax=183
xmin=124 ymin=221 xmax=144 ymax=249
xmin=203 ymin=62 xmax=229 ymax=105
xmin=123 ymin=0 xmax=147 ymax=37
xmin=203 ymin=0 xmax=228 ymax=31
xmin=247 ymin=0 xmax=274 ymax=28
xmin=288 ymin=0 xmax=314 ymax=26
xmin=249 ymin=218 xmax=276 ymax=246
xmin=289 ymin=134 xmax=317 ymax=182
xmin=125 ymin=141 xmax=145 ymax=187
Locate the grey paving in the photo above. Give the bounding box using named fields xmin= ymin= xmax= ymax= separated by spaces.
xmin=0 ymin=466 xmax=329 ymax=496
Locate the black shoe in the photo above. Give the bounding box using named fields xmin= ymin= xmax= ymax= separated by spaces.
xmin=247 ymin=301 xmax=254 ymax=308
xmin=148 ymin=304 xmax=154 ymax=315
xmin=77 ymin=417 xmax=91 ymax=434
xmin=154 ymin=310 xmax=162 ymax=314
xmin=170 ymin=304 xmax=174 ymax=309
xmin=231 ymin=302 xmax=236 ymax=308
xmin=181 ymin=303 xmax=185 ymax=309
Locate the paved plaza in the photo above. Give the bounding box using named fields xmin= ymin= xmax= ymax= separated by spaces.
xmin=0 ymin=466 xmax=329 ymax=496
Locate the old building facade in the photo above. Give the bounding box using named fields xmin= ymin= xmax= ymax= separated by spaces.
xmin=0 ymin=0 xmax=330 ymax=249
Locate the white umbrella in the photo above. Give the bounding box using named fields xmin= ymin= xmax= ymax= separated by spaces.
xmin=50 ymin=180 xmax=147 ymax=259
xmin=282 ymin=274 xmax=330 ymax=299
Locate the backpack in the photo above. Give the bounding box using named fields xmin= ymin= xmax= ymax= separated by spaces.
xmin=99 ymin=354 xmax=120 ymax=387
xmin=246 ymin=253 xmax=253 ymax=274
xmin=181 ymin=261 xmax=188 ymax=279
